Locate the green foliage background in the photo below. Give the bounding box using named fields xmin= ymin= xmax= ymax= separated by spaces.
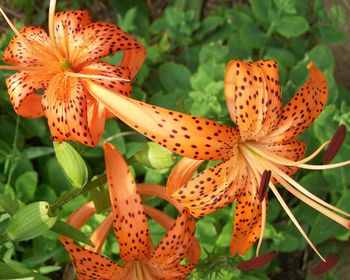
xmin=0 ymin=0 xmax=349 ymax=279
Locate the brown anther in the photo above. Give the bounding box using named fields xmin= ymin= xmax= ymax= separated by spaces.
xmin=258 ymin=170 xmax=271 ymax=202
xmin=323 ymin=125 xmax=346 ymax=164
xmin=237 ymin=250 xmax=277 ymax=271
xmin=312 ymin=253 xmax=339 ymax=275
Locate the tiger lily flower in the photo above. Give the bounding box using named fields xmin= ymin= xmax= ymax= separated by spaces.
xmin=81 ymin=60 xmax=350 ymax=273
xmin=0 ymin=0 xmax=145 ymax=146
xmin=60 ymin=143 xmax=200 ymax=280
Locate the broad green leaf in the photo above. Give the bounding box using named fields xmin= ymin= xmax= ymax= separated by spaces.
xmin=249 ymin=0 xmax=271 ymax=23
xmin=53 ymin=142 xmax=88 ymax=188
xmin=195 ymin=217 xmax=217 ymax=256
xmin=15 ymin=171 xmax=38 ymax=202
xmin=308 ymin=45 xmax=334 ymax=71
xmin=0 ymin=194 xmax=19 ymax=216
xmin=159 ymin=63 xmax=192 ymax=92
xmin=215 ymin=222 xmax=232 ymax=248
xmin=51 ymin=220 xmax=94 ymax=247
xmin=309 ymin=190 xmax=350 ymax=244
xmin=276 ymin=16 xmax=309 ymax=37
xmin=91 ymin=187 xmax=110 ymax=214
xmin=101 ymin=120 xmax=126 ymax=154
xmin=265 ymin=47 xmax=296 ymax=67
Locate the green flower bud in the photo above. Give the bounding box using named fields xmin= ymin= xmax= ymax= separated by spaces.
xmin=7 ymin=202 xmax=57 ymax=241
xmin=53 ymin=141 xmax=88 ymax=188
xmin=133 ymin=142 xmax=176 ymax=169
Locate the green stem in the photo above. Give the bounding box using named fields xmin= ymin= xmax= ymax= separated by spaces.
xmin=49 ymin=153 xmax=138 ymax=215
xmin=5 ymin=116 xmax=20 ymax=192
xmin=49 ymin=174 xmax=107 ymax=215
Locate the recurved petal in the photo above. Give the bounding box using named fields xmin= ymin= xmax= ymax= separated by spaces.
xmin=166 ymin=157 xmax=204 ymax=195
xmin=71 ymin=22 xmax=145 ymax=76
xmin=42 ymin=74 xmax=96 ymax=146
xmin=5 ymin=71 xmax=46 ymax=118
xmin=80 ymin=61 xmax=131 ymax=96
xmin=60 ymin=202 xmax=124 ymax=280
xmin=230 ymin=175 xmax=262 ymax=256
xmin=104 ymin=143 xmax=152 ymax=262
xmin=171 ymin=152 xmax=247 ymax=218
xmin=3 ymin=26 xmax=58 ymax=69
xmin=53 ymin=10 xmax=92 ymax=58
xmin=224 ymin=60 xmax=282 ymax=141
xmin=263 ymin=139 xmax=306 ymax=178
xmin=263 ymin=62 xmax=328 ymax=143
xmin=87 ymin=100 xmax=106 ymax=145
xmin=85 ymin=80 xmax=239 ymax=161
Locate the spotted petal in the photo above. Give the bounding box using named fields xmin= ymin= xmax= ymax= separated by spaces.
xmin=60 ymin=202 xmax=124 ymax=280
xmin=3 ymin=26 xmax=58 ymax=69
xmin=86 ymin=80 xmax=239 ymax=161
xmin=171 ymin=152 xmax=248 ymax=218
xmin=104 ymin=143 xmax=152 ymax=262
xmin=42 ymin=74 xmax=96 ymax=146
xmin=230 ymin=176 xmax=262 ymax=256
xmin=224 ymin=60 xmax=282 ymax=141
xmin=263 ymin=139 xmax=306 ymax=178
xmin=5 ymin=71 xmax=46 ymax=118
xmin=71 ymin=22 xmax=145 ymax=76
xmin=145 ymin=206 xmax=200 ymax=280
xmin=80 ymin=61 xmax=131 ymax=96
xmin=263 ymin=62 xmax=328 ymax=143
xmin=53 ymin=10 xmax=92 ymax=59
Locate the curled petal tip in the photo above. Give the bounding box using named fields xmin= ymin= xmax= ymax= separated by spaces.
xmin=307 ymin=61 xmax=314 ymax=70
xmin=312 ymin=253 xmax=339 ymax=276
xmin=323 ymin=125 xmax=346 ymax=164
xmin=237 ymin=251 xmax=277 ymax=271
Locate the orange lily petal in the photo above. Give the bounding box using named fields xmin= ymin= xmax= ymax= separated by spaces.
xmin=224 ymin=60 xmax=282 ymax=140
xmin=5 ymin=71 xmax=45 ymax=118
xmin=60 ymin=202 xmax=124 ymax=280
xmin=171 ymin=153 xmax=249 ymax=218
xmin=87 ymin=100 xmax=106 ymax=144
xmin=80 ymin=61 xmax=131 ymax=96
xmin=53 ymin=10 xmax=92 ymax=59
xmin=230 ymin=176 xmax=262 ymax=256
xmin=42 ymin=74 xmax=95 ymax=146
xmin=72 ymin=22 xmax=145 ymax=74
xmin=166 ymin=157 xmax=204 ymax=195
xmin=137 ymin=184 xmax=183 ymax=212
xmin=104 ymin=143 xmax=152 ymax=262
xmin=263 ymin=62 xmax=328 ymax=143
xmin=85 ymin=213 xmax=114 ymax=253
xmin=3 ymin=26 xmax=57 ymax=69
xmin=145 ymin=206 xmax=199 ymax=279
xmin=263 ymin=139 xmax=306 ymax=178
xmin=85 ymin=80 xmax=239 ymax=161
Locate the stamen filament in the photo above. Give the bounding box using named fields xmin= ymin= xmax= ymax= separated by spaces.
xmin=268 ymin=182 xmax=326 ymax=262
xmin=48 ymin=0 xmax=64 ymax=61
xmin=66 ymin=71 xmax=131 ymax=82
xmin=265 ymin=160 xmax=350 ymax=218
xmin=256 ymin=199 xmax=267 ymax=257
xmin=240 ymin=147 xmax=326 ymax=262
xmin=246 ymin=142 xmax=350 ymax=170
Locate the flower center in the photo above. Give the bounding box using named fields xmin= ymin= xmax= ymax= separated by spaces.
xmin=60 ymin=59 xmax=73 ymax=71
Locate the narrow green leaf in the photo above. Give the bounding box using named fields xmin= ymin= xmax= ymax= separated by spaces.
xmin=51 ymin=220 xmax=94 ymax=247
xmin=22 ymin=147 xmax=54 ymax=160
xmin=91 ymin=187 xmax=111 ymax=214
xmin=0 ymin=262 xmax=50 ymax=280
xmin=53 ymin=141 xmax=88 ymax=188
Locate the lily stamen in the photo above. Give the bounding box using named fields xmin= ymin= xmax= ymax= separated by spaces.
xmin=323 ymin=125 xmax=346 ymax=164
xmin=65 ymin=71 xmax=131 ymax=82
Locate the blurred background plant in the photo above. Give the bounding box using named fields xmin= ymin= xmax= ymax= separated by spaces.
xmin=0 ymin=0 xmax=349 ymax=279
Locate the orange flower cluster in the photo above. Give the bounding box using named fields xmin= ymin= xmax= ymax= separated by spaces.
xmin=1 ymin=0 xmax=349 ymax=278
